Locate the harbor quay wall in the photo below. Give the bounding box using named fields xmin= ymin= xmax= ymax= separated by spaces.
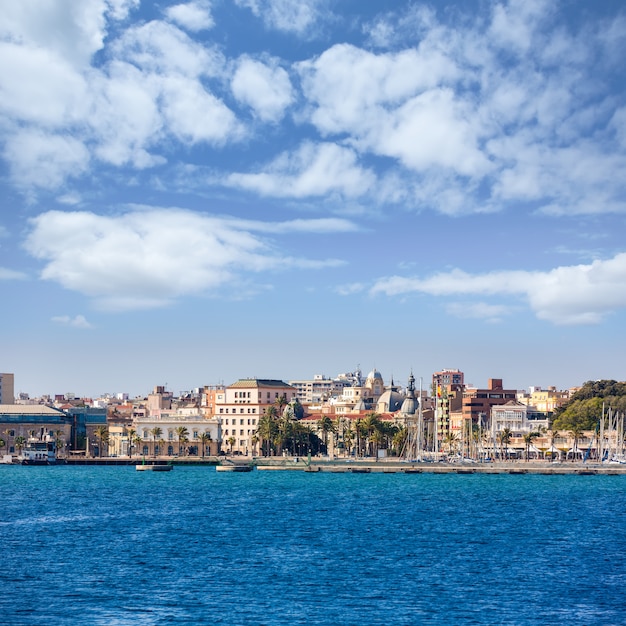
xmin=52 ymin=456 xmax=626 ymax=474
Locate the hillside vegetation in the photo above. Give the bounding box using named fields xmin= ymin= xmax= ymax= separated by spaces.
xmin=551 ymin=380 xmax=626 ymax=431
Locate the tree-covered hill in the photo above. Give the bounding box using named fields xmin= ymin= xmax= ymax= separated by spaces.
xmin=551 ymin=380 xmax=626 ymax=431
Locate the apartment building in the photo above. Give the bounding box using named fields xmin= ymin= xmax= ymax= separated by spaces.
xmin=214 ymin=379 xmax=297 ymax=455
xmin=0 ymin=373 xmax=15 ymax=404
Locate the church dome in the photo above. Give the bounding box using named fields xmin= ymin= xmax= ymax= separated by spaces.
xmin=366 ymin=368 xmax=383 ymax=382
xmin=400 ymin=396 xmax=418 ymax=416
xmin=376 ymin=389 xmax=404 ymax=413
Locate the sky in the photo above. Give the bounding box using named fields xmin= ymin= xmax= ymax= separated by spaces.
xmin=2 ymin=0 xmax=626 ymax=399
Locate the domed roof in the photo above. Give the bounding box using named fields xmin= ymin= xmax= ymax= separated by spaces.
xmin=376 ymin=389 xmax=404 ymax=412
xmin=400 ymin=396 xmax=418 ymax=416
xmin=366 ymin=368 xmax=383 ymax=381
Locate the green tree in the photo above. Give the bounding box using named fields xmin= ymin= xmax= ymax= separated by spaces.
xmin=258 ymin=406 xmax=278 ymax=456
xmin=498 ymin=428 xmax=512 ymax=460
xmin=0 ymin=437 xmax=6 ymax=457
xmin=199 ymin=432 xmax=212 ymax=458
xmin=227 ymin=435 xmax=236 ymax=454
xmin=93 ymin=425 xmax=109 ymax=458
xmin=151 ymin=427 xmax=163 ymax=457
xmin=54 ymin=430 xmax=65 ymax=458
xmin=568 ymin=426 xmax=584 ymax=461
xmin=127 ymin=429 xmax=137 ymax=458
xmin=319 ymin=416 xmax=335 ymax=454
xmin=14 ymin=436 xmax=26 ymax=454
xmin=523 ymin=431 xmax=538 ymax=462
xmin=175 ymin=426 xmax=189 ymax=456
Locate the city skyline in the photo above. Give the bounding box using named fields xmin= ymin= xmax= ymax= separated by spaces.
xmin=2 ymin=0 xmax=626 ymax=398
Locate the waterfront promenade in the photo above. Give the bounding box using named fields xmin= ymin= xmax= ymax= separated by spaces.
xmin=60 ymin=455 xmax=626 ymax=475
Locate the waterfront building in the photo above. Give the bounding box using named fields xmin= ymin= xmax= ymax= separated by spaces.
xmin=0 ymin=404 xmax=71 ymax=457
xmin=213 ymin=379 xmax=298 ymax=455
xmin=462 ymin=378 xmax=518 ymax=425
xmin=0 ymin=373 xmax=15 ymax=405
xmin=133 ymin=410 xmax=219 ymax=457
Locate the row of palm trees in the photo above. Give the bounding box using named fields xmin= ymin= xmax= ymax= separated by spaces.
xmin=90 ymin=425 xmax=214 ymax=458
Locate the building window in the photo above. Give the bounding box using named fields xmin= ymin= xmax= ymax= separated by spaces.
xmin=240 ymin=419 xmax=244 ymax=425
xmin=240 ymin=430 xmax=244 ymax=436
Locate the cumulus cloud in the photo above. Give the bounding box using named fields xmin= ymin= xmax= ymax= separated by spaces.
xmin=4 ymin=130 xmax=90 ymax=190
xmin=165 ymin=1 xmax=214 ymax=32
xmin=234 ymin=0 xmax=325 ymax=34
xmin=23 ymin=208 xmax=347 ymax=310
xmin=52 ymin=315 xmax=93 ymax=329
xmin=231 ymin=57 xmax=294 ymax=122
xmin=225 ymin=141 xmax=376 ymax=198
xmin=370 ymin=253 xmax=626 ymax=325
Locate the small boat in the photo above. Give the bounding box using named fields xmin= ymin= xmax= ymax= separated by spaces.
xmin=136 ymin=464 xmax=173 ymax=472
xmin=216 ymin=463 xmax=253 ymax=472
xmin=18 ymin=440 xmax=56 ymax=465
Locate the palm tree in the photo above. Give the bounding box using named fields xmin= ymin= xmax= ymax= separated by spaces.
xmin=275 ymin=394 xmax=288 ymax=417
xmin=250 ymin=434 xmax=259 ymax=457
xmin=523 ymin=431 xmax=538 ymax=462
xmin=150 ymin=427 xmax=163 ymax=457
xmin=319 ymin=416 xmax=335 ymax=455
xmin=569 ymin=426 xmax=584 ymax=461
xmin=54 ymin=430 xmax=65 ymax=458
xmin=127 ymin=428 xmax=137 ymax=458
xmin=0 ymin=437 xmax=5 ymax=457
xmin=258 ymin=406 xmax=278 ymax=456
xmin=14 ymin=436 xmax=26 ymax=455
xmin=93 ymin=425 xmax=109 ymax=458
xmin=227 ymin=435 xmax=236 ymax=454
xmin=175 ymin=426 xmax=189 ymax=456
xmin=199 ymin=432 xmax=212 ymax=458
xmin=498 ymin=428 xmax=513 ymax=461
xmin=343 ymin=424 xmax=354 ymax=458
xmin=549 ymin=429 xmax=561 ymax=461
xmin=392 ymin=427 xmax=407 ymax=457
xmin=361 ymin=413 xmax=382 ymax=457
xmin=443 ymin=432 xmax=458 ymax=457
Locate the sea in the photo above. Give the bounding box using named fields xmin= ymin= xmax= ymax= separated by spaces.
xmin=1 ymin=465 xmax=625 ymax=626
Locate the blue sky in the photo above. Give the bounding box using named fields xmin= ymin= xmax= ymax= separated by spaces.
xmin=2 ymin=0 xmax=626 ymax=398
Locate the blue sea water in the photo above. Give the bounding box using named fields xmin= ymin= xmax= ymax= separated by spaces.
xmin=1 ymin=466 xmax=625 ymax=625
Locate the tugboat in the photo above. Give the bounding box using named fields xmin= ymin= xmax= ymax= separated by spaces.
xmin=18 ymin=439 xmax=57 ymax=465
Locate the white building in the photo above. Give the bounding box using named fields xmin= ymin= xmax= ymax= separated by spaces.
xmin=214 ymin=379 xmax=298 ymax=455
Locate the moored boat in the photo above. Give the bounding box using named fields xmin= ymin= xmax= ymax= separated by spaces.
xmin=216 ymin=462 xmax=253 ymax=472
xmin=136 ymin=463 xmax=173 ymax=471
xmin=18 ymin=440 xmax=56 ymax=465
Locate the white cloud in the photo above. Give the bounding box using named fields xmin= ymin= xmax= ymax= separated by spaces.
xmin=225 ymin=141 xmax=376 ymax=198
xmin=231 ymin=57 xmax=293 ymax=123
xmin=52 ymin=315 xmax=93 ymax=329
xmin=370 ymin=253 xmax=626 ymax=325
xmin=0 ymin=0 xmax=138 ymax=67
xmin=24 ymin=208 xmax=345 ymax=310
xmin=165 ymin=1 xmax=214 ymax=32
xmin=234 ymin=0 xmax=324 ymax=35
xmin=4 ymin=130 xmax=90 ymax=190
